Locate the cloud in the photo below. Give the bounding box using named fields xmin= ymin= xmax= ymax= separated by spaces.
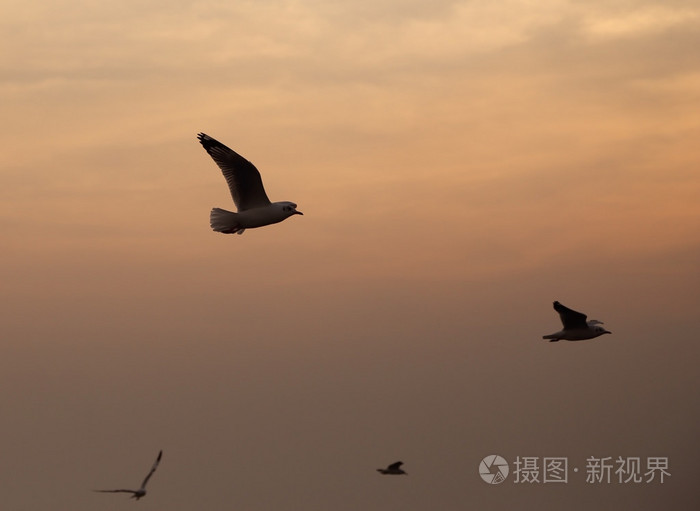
xmin=581 ymin=3 xmax=700 ymax=40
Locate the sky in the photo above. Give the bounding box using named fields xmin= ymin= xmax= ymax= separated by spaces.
xmin=1 ymin=0 xmax=699 ymax=509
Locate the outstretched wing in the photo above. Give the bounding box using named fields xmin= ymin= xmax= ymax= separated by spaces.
xmin=140 ymin=450 xmax=163 ymax=490
xmin=387 ymin=461 xmax=404 ymax=470
xmin=197 ymin=133 xmax=271 ymax=211
xmin=553 ymin=301 xmax=588 ymax=330
xmin=94 ymin=489 xmax=137 ymax=494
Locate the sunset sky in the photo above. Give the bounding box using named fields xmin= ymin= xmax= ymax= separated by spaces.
xmin=2 ymin=1 xmax=699 ymax=509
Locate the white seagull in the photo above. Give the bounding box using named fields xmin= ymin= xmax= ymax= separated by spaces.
xmin=377 ymin=461 xmax=407 ymax=475
xmin=197 ymin=133 xmax=303 ymax=235
xmin=94 ymin=450 xmax=163 ymax=500
xmin=543 ymin=301 xmax=611 ymax=342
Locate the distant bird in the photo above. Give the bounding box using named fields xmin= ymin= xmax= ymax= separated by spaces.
xmin=197 ymin=133 xmax=303 ymax=234
xmin=94 ymin=450 xmax=163 ymax=500
xmin=543 ymin=301 xmax=611 ymax=342
xmin=377 ymin=461 xmax=407 ymax=475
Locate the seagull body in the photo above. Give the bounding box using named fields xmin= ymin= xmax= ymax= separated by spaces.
xmin=94 ymin=450 xmax=162 ymax=500
xmin=197 ymin=133 xmax=302 ymax=234
xmin=543 ymin=301 xmax=611 ymax=342
xmin=377 ymin=461 xmax=407 ymax=475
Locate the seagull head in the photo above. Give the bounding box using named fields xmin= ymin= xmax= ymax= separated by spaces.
xmin=279 ymin=201 xmax=303 ymax=216
xmin=592 ymin=324 xmax=611 ymax=336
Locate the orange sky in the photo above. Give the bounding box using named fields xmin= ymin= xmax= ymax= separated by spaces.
xmin=1 ymin=1 xmax=699 ymax=510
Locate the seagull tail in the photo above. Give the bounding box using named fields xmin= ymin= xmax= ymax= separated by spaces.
xmin=210 ymin=208 xmax=245 ymax=235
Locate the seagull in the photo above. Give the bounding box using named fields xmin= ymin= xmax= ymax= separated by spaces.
xmin=543 ymin=301 xmax=611 ymax=342
xmin=377 ymin=461 xmax=407 ymax=475
xmin=197 ymin=133 xmax=303 ymax=235
xmin=94 ymin=450 xmax=163 ymax=500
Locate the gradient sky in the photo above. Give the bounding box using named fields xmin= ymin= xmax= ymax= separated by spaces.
xmin=2 ymin=1 xmax=699 ymax=509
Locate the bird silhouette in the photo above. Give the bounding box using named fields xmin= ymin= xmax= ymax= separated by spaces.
xmin=543 ymin=301 xmax=611 ymax=342
xmin=377 ymin=461 xmax=407 ymax=475
xmin=197 ymin=133 xmax=302 ymax=234
xmin=94 ymin=450 xmax=163 ymax=500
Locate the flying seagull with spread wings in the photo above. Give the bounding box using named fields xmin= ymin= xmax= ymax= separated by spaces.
xmin=197 ymin=133 xmax=303 ymax=235
xmin=94 ymin=450 xmax=162 ymax=500
xmin=543 ymin=301 xmax=611 ymax=342
xmin=377 ymin=461 xmax=407 ymax=475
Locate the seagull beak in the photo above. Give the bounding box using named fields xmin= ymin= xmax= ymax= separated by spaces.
xmin=294 ymin=210 xmax=303 ymax=215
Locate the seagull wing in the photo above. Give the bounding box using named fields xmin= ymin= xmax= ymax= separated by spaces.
xmin=94 ymin=489 xmax=137 ymax=494
xmin=387 ymin=461 xmax=404 ymax=470
xmin=139 ymin=450 xmax=163 ymax=490
xmin=197 ymin=133 xmax=271 ymax=211
xmin=553 ymin=301 xmax=589 ymax=330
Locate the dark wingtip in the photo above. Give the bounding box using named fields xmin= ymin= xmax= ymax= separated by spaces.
xmin=197 ymin=133 xmax=230 ymax=155
xmin=197 ymin=132 xmax=216 ymax=149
